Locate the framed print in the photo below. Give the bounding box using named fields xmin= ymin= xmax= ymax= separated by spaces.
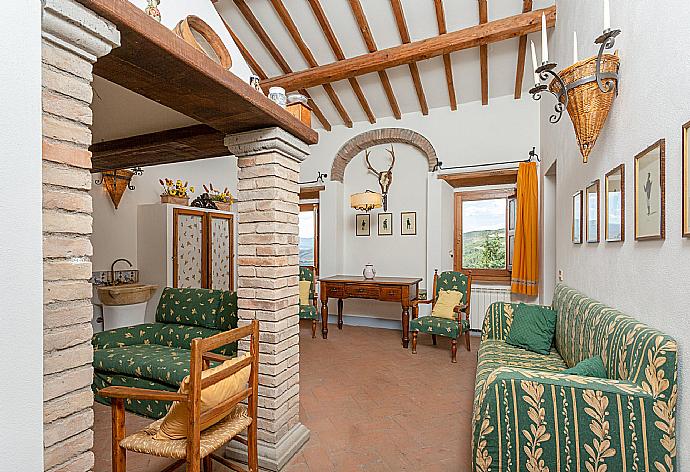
xmin=401 ymin=212 xmax=417 ymax=235
xmin=635 ymin=139 xmax=665 ymax=240
xmin=683 ymin=121 xmax=690 ymax=238
xmin=355 ymin=214 xmax=370 ymax=236
xmin=378 ymin=212 xmax=393 ymax=236
xmin=605 ymin=164 xmax=625 ymax=242
xmin=586 ymin=180 xmax=600 ymax=243
xmin=572 ymin=191 xmax=582 ymax=244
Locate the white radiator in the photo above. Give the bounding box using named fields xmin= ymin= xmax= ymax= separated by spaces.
xmin=469 ymin=285 xmax=511 ymax=330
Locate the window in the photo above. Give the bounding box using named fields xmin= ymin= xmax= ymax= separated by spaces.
xmin=299 ymin=203 xmax=319 ymax=274
xmin=455 ymin=190 xmax=515 ymax=282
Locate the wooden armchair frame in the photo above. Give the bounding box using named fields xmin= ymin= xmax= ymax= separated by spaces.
xmin=410 ymin=269 xmax=472 ymax=362
xmin=99 ymin=320 xmax=260 ymax=472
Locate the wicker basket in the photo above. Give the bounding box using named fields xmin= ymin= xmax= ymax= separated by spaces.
xmin=550 ymin=53 xmax=619 ymax=163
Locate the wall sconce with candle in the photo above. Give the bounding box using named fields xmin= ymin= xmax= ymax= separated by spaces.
xmin=94 ymin=167 xmax=144 ymax=209
xmin=530 ymin=0 xmax=621 ymax=163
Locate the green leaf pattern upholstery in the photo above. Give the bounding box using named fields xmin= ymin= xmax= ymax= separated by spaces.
xmin=92 ymin=287 xmax=239 ymax=419
xmin=299 ymin=304 xmax=318 ymax=320
xmin=410 ymin=271 xmax=470 ymax=340
xmin=299 ymin=266 xmax=318 ymax=320
xmin=435 ymin=271 xmax=469 ymax=301
xmin=472 ymin=284 xmax=678 ymax=472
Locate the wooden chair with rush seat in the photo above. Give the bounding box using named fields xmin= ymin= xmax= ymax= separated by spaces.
xmin=98 ymin=320 xmax=260 ymax=472
xmin=410 ymin=269 xmax=472 ymax=363
xmin=299 ymin=266 xmax=319 ymax=338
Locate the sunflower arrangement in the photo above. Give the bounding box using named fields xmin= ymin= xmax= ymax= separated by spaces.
xmin=203 ymin=183 xmax=234 ymax=205
xmin=159 ymin=178 xmax=194 ymax=198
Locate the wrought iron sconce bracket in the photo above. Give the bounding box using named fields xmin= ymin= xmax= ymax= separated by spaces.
xmin=594 ymin=28 xmax=621 ymax=94
xmin=529 ymin=62 xmax=568 ymax=124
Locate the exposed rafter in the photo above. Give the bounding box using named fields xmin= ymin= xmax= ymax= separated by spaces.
xmin=230 ymin=0 xmax=332 ymax=130
xmin=262 ymin=6 xmax=556 ymax=93
xmin=478 ymin=0 xmax=488 ymax=106
xmin=514 ymin=0 xmax=533 ymax=99
xmin=306 ymin=0 xmax=376 ymax=124
xmin=390 ymin=0 xmax=428 ymax=115
xmin=269 ymin=0 xmax=353 ymax=127
xmin=433 ymin=0 xmax=457 ymax=111
xmin=348 ymin=0 xmax=402 ymax=120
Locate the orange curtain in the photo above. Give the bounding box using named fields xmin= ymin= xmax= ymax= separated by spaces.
xmin=511 ymin=162 xmax=539 ymax=296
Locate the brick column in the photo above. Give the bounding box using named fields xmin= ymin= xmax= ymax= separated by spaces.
xmin=41 ymin=1 xmax=119 ymax=471
xmin=225 ymin=128 xmax=310 ymax=471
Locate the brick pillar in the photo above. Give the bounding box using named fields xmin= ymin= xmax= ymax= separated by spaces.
xmin=225 ymin=128 xmax=310 ymax=471
xmin=41 ymin=1 xmax=119 ymax=471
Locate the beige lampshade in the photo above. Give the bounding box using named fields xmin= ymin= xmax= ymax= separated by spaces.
xmin=350 ymin=191 xmax=383 ymax=212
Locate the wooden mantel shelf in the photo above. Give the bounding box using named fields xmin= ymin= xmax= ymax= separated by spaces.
xmin=77 ymin=0 xmax=318 ymax=147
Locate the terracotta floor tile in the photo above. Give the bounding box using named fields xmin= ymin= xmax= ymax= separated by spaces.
xmin=92 ymin=322 xmax=478 ymax=471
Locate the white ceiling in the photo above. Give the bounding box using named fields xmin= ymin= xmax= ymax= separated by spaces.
xmin=214 ymin=0 xmax=554 ymax=128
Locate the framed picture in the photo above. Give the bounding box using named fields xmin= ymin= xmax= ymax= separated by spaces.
xmin=683 ymin=121 xmax=690 ymax=238
xmin=355 ymin=214 xmax=370 ymax=236
xmin=635 ymin=139 xmax=665 ymax=240
xmin=605 ymin=164 xmax=625 ymax=242
xmin=401 ymin=212 xmax=416 ymax=235
xmin=378 ymin=212 xmax=392 ymax=236
xmin=572 ymin=191 xmax=582 ymax=244
xmin=586 ymin=180 xmax=600 ymax=243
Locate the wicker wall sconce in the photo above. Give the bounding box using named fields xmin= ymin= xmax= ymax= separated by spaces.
xmin=95 ymin=168 xmax=143 ymax=209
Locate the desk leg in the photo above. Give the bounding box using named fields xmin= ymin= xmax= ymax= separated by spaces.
xmin=320 ymin=297 xmax=329 ymax=339
xmin=401 ymin=304 xmax=410 ymax=348
xmin=337 ymin=299 xmax=343 ymax=329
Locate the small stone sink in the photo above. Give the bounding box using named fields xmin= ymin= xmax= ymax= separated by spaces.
xmin=97 ymin=283 xmax=158 ymax=306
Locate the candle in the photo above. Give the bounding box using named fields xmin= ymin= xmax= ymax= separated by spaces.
xmin=530 ymin=41 xmax=539 ymax=85
xmin=573 ymin=31 xmax=578 ymax=63
xmin=604 ymin=0 xmax=611 ymax=30
xmin=541 ymin=13 xmax=548 ymax=63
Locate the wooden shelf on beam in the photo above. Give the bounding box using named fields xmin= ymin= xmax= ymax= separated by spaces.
xmin=90 ymin=125 xmax=227 ymax=173
xmin=438 ymin=168 xmax=518 ymax=188
xmin=77 ymin=0 xmax=318 ymax=148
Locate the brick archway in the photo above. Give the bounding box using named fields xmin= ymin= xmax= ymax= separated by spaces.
xmin=330 ymin=128 xmax=438 ymax=182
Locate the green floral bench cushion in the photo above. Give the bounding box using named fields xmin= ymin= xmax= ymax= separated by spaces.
xmin=155 ymin=287 xmax=224 ymax=329
xmin=410 ymin=316 xmax=469 ymax=338
xmin=152 ymin=323 xmax=235 ymax=356
xmin=217 ymin=290 xmax=239 ymax=331
xmin=93 ymin=372 xmax=174 ymax=419
xmin=92 ymin=323 xmax=160 ymax=350
xmin=299 ymin=304 xmax=318 ymax=320
xmin=94 ymin=344 xmax=191 ymax=389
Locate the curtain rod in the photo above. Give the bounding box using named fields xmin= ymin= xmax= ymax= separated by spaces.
xmin=433 ymin=147 xmax=539 ymax=172
xmin=299 ymin=171 xmax=327 ymax=186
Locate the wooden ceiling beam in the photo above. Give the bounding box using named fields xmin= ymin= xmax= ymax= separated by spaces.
xmin=269 ymin=0 xmax=352 ymax=128
xmin=434 ymin=0 xmax=457 ymax=111
xmin=263 ymin=6 xmax=556 ymax=93
xmin=514 ymin=0 xmax=533 ymax=99
xmin=438 ymin=168 xmax=518 ymax=188
xmin=218 ymin=16 xmax=267 ymax=80
xmin=348 ymin=0 xmax=402 ymax=120
xmin=478 ymin=0 xmax=488 ymax=106
xmin=307 ymin=0 xmax=376 ymax=124
xmin=390 ymin=0 xmax=428 ymax=115
xmin=231 ymin=0 xmax=331 ymax=131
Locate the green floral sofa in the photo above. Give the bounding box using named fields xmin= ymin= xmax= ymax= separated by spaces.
xmin=473 ymin=284 xmax=677 ymax=472
xmin=92 ymin=287 xmax=238 ymax=419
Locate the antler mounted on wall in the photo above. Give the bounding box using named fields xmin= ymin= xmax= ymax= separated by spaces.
xmin=364 ymin=145 xmax=396 ymax=211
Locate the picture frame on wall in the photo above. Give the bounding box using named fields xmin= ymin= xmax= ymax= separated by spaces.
xmin=586 ymin=180 xmax=600 ymax=243
xmin=572 ymin=190 xmax=582 ymax=244
xmin=401 ymin=212 xmax=417 ymax=235
xmin=355 ymin=214 xmax=370 ymax=236
xmin=605 ymin=164 xmax=625 ymax=242
xmin=682 ymin=121 xmax=690 ymax=238
xmin=634 ymin=139 xmax=665 ymax=240
xmin=378 ymin=212 xmax=393 ymax=236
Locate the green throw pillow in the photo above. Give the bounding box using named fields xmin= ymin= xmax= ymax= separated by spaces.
xmin=505 ymin=303 xmax=557 ymax=355
xmin=563 ymin=356 xmax=607 ymax=378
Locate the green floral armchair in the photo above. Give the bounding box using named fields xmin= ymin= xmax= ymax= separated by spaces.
xmin=299 ymin=266 xmax=319 ymax=338
xmin=92 ymin=287 xmax=238 ymax=419
xmin=410 ymin=269 xmax=472 ymax=362
xmin=472 ymin=284 xmax=677 ymax=472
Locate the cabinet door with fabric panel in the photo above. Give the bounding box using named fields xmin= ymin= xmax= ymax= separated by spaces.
xmin=207 ymin=212 xmax=234 ymax=291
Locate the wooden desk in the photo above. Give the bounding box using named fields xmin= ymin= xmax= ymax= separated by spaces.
xmin=318 ymin=275 xmax=422 ymax=347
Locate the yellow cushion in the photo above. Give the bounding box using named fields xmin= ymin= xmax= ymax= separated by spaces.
xmin=155 ymin=353 xmax=251 ymax=440
xmin=299 ymin=280 xmax=312 ymax=306
xmin=431 ymin=290 xmax=463 ymax=319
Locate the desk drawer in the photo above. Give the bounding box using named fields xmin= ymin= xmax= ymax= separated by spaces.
xmin=345 ymin=285 xmax=380 ymax=299
xmin=325 ymin=283 xmax=344 ymax=298
xmin=379 ymin=286 xmax=402 ymax=301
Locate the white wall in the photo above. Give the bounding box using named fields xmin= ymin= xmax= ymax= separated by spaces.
xmin=0 ymin=1 xmax=44 ymax=470
xmin=540 ymin=0 xmax=690 ymax=465
xmin=303 ymin=95 xmax=539 ymax=322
